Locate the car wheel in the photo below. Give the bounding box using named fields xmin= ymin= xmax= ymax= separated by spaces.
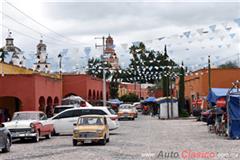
xmin=2 ymin=136 xmax=11 ymax=153
xmin=99 ymin=135 xmax=107 ymax=145
xmin=73 ymin=139 xmax=78 ymax=146
xmin=132 ymin=118 xmax=135 ymax=121
xmin=33 ymin=130 xmax=40 ymax=142
xmin=106 ymin=137 xmax=110 ymax=143
xmin=46 ymin=132 xmax=51 ymax=139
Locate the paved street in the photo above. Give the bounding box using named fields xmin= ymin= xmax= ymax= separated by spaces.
xmin=1 ymin=115 xmax=240 ymax=160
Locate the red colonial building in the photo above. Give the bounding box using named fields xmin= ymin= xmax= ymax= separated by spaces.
xmin=63 ymin=74 xmax=110 ymax=104
xmin=0 ymin=72 xmax=62 ymax=118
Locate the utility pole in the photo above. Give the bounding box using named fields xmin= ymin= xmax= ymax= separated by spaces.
xmin=58 ymin=53 xmax=62 ymax=78
xmin=208 ymin=55 xmax=211 ymax=92
xmin=95 ymin=36 xmax=107 ymax=106
xmin=238 ymin=53 xmax=240 ymax=68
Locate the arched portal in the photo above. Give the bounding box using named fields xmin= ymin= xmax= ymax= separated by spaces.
xmin=53 ymin=97 xmax=59 ymax=106
xmin=46 ymin=97 xmax=53 ymax=118
xmin=93 ymin=90 xmax=96 ymax=100
xmin=0 ymin=96 xmax=22 ymax=122
xmin=97 ymin=91 xmax=99 ymax=100
xmin=88 ymin=90 xmax=92 ymax=100
xmin=39 ymin=96 xmax=45 ymax=112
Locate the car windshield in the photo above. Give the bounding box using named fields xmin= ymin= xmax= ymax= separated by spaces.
xmin=78 ymin=117 xmax=104 ymax=125
xmin=107 ymin=108 xmax=116 ymax=115
xmin=12 ymin=113 xmax=40 ymax=120
xmin=54 ymin=106 xmax=74 ymax=114
xmin=120 ymin=105 xmax=132 ymax=109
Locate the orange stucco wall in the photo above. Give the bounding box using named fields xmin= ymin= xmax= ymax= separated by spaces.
xmin=176 ymin=68 xmax=240 ymax=110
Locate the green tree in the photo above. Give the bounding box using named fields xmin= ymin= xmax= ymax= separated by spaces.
xmin=110 ymin=71 xmax=120 ymax=99
xmin=178 ymin=61 xmax=187 ymax=116
xmin=87 ymin=57 xmax=112 ymax=79
xmin=119 ymin=92 xmax=140 ymax=103
xmin=218 ymin=61 xmax=239 ymax=68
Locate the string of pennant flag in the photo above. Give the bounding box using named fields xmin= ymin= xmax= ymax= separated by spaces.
xmin=40 ymin=17 xmax=240 ymax=72
xmin=122 ymin=17 xmax=240 ymax=51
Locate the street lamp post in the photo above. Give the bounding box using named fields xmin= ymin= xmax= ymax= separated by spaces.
xmin=95 ymin=36 xmax=107 ymax=106
xmin=58 ymin=53 xmax=62 ymax=77
xmin=208 ymin=55 xmax=211 ymax=92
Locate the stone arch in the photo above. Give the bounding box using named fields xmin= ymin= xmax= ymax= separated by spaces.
xmin=53 ymin=97 xmax=59 ymax=106
xmin=97 ymin=91 xmax=99 ymax=100
xmin=0 ymin=96 xmax=22 ymax=122
xmin=46 ymin=96 xmax=53 ymax=117
xmin=93 ymin=90 xmax=96 ymax=100
xmin=88 ymin=89 xmax=92 ymax=100
xmin=47 ymin=97 xmax=53 ymax=106
xmin=38 ymin=96 xmax=45 ymax=112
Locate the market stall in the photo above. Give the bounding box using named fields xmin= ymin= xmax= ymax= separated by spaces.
xmin=156 ymin=97 xmax=178 ymax=119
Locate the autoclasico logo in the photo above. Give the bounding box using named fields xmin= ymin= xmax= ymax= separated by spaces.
xmin=142 ymin=150 xmax=216 ymax=159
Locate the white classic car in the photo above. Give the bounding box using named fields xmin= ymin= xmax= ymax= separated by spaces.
xmin=3 ymin=111 xmax=54 ymax=142
xmin=117 ymin=104 xmax=137 ymax=120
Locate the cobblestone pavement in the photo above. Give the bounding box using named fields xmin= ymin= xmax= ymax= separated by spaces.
xmin=1 ymin=115 xmax=240 ymax=160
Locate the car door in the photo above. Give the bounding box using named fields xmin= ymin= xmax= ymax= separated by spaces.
xmin=39 ymin=113 xmax=51 ymax=135
xmin=52 ymin=109 xmax=81 ymax=134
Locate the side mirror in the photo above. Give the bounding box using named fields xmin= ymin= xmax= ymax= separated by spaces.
xmin=0 ymin=123 xmax=5 ymax=128
xmin=73 ymin=123 xmax=77 ymax=126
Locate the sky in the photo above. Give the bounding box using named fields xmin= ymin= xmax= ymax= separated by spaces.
xmin=0 ymin=0 xmax=240 ymax=72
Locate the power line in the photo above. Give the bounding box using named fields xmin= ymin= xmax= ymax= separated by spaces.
xmin=0 ymin=10 xmax=84 ymax=47
xmin=186 ymin=53 xmax=240 ymax=70
xmin=4 ymin=0 xmax=86 ymax=45
xmin=0 ymin=23 xmax=69 ymax=47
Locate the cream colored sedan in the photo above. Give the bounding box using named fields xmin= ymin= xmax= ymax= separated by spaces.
xmin=72 ymin=115 xmax=110 ymax=146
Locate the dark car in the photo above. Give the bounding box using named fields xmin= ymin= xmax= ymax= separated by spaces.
xmin=0 ymin=123 xmax=11 ymax=153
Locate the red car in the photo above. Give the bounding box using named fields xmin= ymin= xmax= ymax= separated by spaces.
xmin=3 ymin=111 xmax=54 ymax=142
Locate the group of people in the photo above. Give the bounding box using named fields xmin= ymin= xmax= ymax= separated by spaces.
xmin=206 ymin=106 xmax=227 ymax=135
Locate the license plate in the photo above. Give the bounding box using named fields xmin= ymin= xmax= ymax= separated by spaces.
xmin=84 ymin=140 xmax=92 ymax=144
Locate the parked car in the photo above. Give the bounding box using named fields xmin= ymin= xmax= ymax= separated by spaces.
xmin=53 ymin=104 xmax=78 ymax=115
xmin=133 ymin=102 xmax=142 ymax=112
xmin=118 ymin=104 xmax=136 ymax=120
xmin=0 ymin=123 xmax=11 ymax=153
xmin=3 ymin=111 xmax=54 ymax=142
xmin=49 ymin=107 xmax=119 ymax=135
xmin=72 ymin=115 xmax=110 ymax=146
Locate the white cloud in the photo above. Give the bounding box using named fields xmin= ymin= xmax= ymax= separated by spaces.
xmin=1 ymin=0 xmax=240 ymax=71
